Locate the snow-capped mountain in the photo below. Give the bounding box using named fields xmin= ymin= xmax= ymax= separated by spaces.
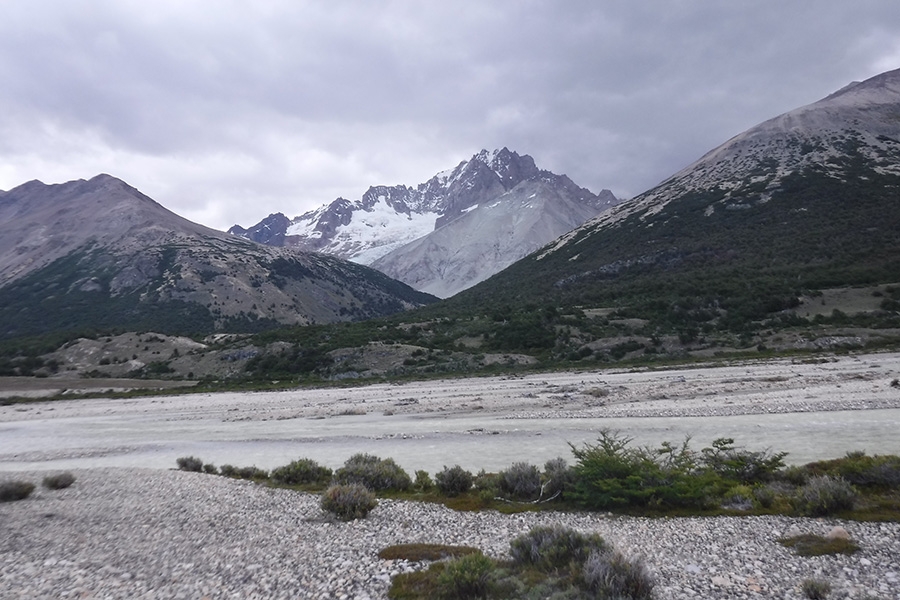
xmin=230 ymin=148 xmax=618 ymax=297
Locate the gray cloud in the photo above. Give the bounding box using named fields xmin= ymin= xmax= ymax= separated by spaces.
xmin=1 ymin=1 xmax=898 ymax=229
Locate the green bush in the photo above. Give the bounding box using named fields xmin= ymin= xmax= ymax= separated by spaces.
xmin=583 ymin=549 xmax=655 ymax=600
xmin=176 ymin=456 xmax=204 ymax=472
xmin=321 ymin=483 xmax=377 ymax=521
xmin=202 ymin=463 xmax=218 ymax=475
xmin=219 ymin=464 xmax=238 ymax=477
xmin=812 ymin=451 xmax=900 ymax=488
xmin=236 ymin=466 xmax=269 ymax=481
xmin=473 ymin=470 xmax=499 ymax=494
xmin=414 ymin=469 xmax=434 ymax=492
xmin=801 ymin=577 xmax=832 ymax=599
xmin=42 ymin=472 xmax=76 ymax=490
xmin=700 ymin=438 xmax=787 ymax=484
xmin=334 ymin=453 xmax=411 ymax=491
xmin=435 ymin=465 xmax=474 ymax=497
xmin=794 ymin=475 xmax=857 ymax=516
xmin=498 ymin=462 xmax=541 ymax=500
xmin=509 ymin=525 xmax=606 ymax=571
xmin=721 ymin=485 xmax=754 ymax=511
xmin=271 ymin=458 xmax=332 ymax=486
xmin=570 ymin=431 xmax=717 ymax=509
xmin=437 ymin=552 xmax=495 ymax=599
xmin=0 ymin=480 xmax=35 ymax=502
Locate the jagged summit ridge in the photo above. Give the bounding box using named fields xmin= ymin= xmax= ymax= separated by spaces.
xmin=230 ymin=148 xmax=617 ymax=296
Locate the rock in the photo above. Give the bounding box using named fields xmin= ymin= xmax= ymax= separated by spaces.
xmin=826 ymin=526 xmax=850 ymax=540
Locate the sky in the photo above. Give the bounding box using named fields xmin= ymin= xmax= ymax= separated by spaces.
xmin=1 ymin=2 xmax=899 ymax=231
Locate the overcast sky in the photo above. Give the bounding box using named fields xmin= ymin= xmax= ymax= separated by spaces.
xmin=1 ymin=1 xmax=898 ymax=231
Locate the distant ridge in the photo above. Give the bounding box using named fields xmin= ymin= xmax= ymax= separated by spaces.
xmin=0 ymin=174 xmax=435 ymax=339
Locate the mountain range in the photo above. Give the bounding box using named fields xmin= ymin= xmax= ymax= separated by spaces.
xmin=0 ymin=175 xmax=435 ymax=340
xmin=230 ymin=148 xmax=618 ymax=297
xmin=443 ymin=68 xmax=900 ymax=324
xmin=3 ymin=67 xmax=899 ymax=379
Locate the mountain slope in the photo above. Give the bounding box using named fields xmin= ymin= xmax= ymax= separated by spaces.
xmin=0 ymin=175 xmax=435 ymax=339
xmin=370 ymin=178 xmax=609 ymax=297
xmin=443 ymin=68 xmax=900 ymax=327
xmin=230 ymin=148 xmax=617 ymax=297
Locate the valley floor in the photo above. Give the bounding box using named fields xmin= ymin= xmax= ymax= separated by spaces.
xmin=1 ymin=352 xmax=900 ymax=598
xmin=1 ymin=351 xmax=900 ymax=473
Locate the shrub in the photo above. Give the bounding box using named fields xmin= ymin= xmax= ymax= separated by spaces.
xmin=779 ymin=465 xmax=809 ymax=486
xmin=0 ymin=480 xmax=35 ymax=502
xmin=473 ymin=470 xmax=499 ymax=494
xmin=435 ymin=465 xmax=474 ymax=497
xmin=542 ymin=457 xmax=573 ymax=499
xmin=801 ymin=577 xmax=832 ymax=599
xmin=202 ymin=463 xmax=218 ymax=475
xmin=271 ymin=458 xmax=332 ymax=486
xmin=437 ymin=552 xmax=495 ymax=599
xmin=498 ymin=462 xmax=541 ymax=500
xmin=752 ymin=484 xmax=777 ymax=509
xmin=414 ymin=469 xmax=434 ymax=492
xmin=176 ymin=456 xmax=204 ymax=472
xmin=571 ymin=431 xmax=716 ymax=509
xmin=794 ymin=475 xmax=857 ymax=516
xmin=827 ymin=452 xmax=900 ymax=488
xmin=219 ymin=464 xmax=238 ymax=477
xmin=236 ymin=466 xmax=269 ymax=480
xmin=333 ymin=453 xmax=411 ymax=491
xmin=583 ymin=549 xmax=655 ymax=600
xmin=509 ymin=525 xmax=606 ymax=571
xmin=700 ymin=437 xmax=787 ymax=484
xmin=42 ymin=472 xmax=76 ymax=490
xmin=321 ymin=483 xmax=377 ymax=521
xmin=721 ymin=485 xmax=754 ymax=511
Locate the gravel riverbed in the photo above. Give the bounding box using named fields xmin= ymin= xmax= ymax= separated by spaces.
xmin=1 ymin=468 xmax=898 ymax=599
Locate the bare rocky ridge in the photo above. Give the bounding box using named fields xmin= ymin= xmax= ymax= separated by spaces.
xmin=543 ymin=67 xmax=900 ymax=256
xmin=0 ymin=175 xmax=435 ymax=338
xmin=230 ymin=148 xmax=619 ymax=297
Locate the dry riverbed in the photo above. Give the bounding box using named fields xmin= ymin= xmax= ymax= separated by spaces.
xmin=2 ymin=352 xmax=900 ymax=598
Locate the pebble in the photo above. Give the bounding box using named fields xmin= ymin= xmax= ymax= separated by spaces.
xmin=1 ymin=468 xmax=898 ymax=599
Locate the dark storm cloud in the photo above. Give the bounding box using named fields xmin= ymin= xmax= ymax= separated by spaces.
xmin=1 ymin=1 xmax=898 ymax=229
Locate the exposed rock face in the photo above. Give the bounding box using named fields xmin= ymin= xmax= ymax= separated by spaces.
xmin=0 ymin=175 xmax=435 ymax=339
xmin=230 ymin=148 xmax=618 ymax=297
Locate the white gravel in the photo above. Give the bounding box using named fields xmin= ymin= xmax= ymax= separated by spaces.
xmin=1 ymin=468 xmax=898 ymax=599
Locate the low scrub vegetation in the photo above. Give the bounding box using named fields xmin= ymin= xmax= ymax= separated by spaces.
xmin=779 ymin=534 xmax=860 ymax=557
xmin=42 ymin=472 xmax=76 ymax=490
xmin=801 ymin=577 xmax=832 ymax=600
xmin=0 ymin=480 xmax=35 ymax=502
xmin=333 ymin=453 xmax=412 ymax=491
xmin=177 ymin=441 xmax=900 ymax=521
xmin=389 ymin=525 xmax=654 ymax=599
xmin=270 ymin=458 xmax=332 ymax=486
xmin=435 ymin=465 xmax=474 ymax=497
xmin=321 ymin=483 xmax=377 ymax=521
xmin=176 ymin=456 xmax=204 ymax=472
